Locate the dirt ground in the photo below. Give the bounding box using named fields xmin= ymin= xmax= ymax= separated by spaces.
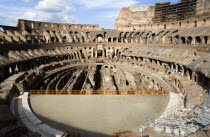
xmin=30 ymin=95 xmax=169 ymax=137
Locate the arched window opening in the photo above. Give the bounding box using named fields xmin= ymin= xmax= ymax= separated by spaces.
xmin=203 ymin=19 xmax=206 ymax=24
xmin=194 ymin=21 xmax=197 ymax=27
xmin=195 ymin=36 xmax=201 ymax=44
xmin=204 ymin=36 xmax=208 ymax=44
xmin=181 ymin=37 xmax=185 ymax=44
xmin=187 ymin=36 xmax=193 ymax=44
xmin=113 ymin=38 xmax=117 ymax=43
xmin=164 ymin=24 xmax=166 ymax=29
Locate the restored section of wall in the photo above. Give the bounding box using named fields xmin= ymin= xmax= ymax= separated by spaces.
xmin=153 ymin=0 xmax=197 ymax=23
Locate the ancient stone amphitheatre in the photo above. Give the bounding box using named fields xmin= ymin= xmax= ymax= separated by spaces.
xmin=0 ymin=0 xmax=210 ymax=137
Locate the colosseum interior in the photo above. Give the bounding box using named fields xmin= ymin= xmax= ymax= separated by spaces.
xmin=0 ymin=0 xmax=210 ymax=137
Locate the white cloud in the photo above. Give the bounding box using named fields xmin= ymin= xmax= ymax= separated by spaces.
xmin=22 ymin=0 xmax=33 ymax=2
xmin=72 ymin=0 xmax=139 ymax=9
xmin=20 ymin=10 xmax=78 ymax=23
xmin=0 ymin=0 xmax=78 ymax=26
xmin=35 ymin=0 xmax=75 ymax=12
xmin=0 ymin=0 xmax=143 ymax=29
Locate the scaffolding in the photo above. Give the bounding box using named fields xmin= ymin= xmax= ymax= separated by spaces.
xmin=153 ymin=0 xmax=197 ymax=23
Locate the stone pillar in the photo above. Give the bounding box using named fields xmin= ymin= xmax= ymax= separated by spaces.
xmin=175 ymin=65 xmax=178 ymax=73
xmin=131 ymin=38 xmax=134 ymax=43
xmin=207 ymin=36 xmax=210 ymax=44
xmin=95 ymin=50 xmax=97 ymax=58
xmin=201 ymin=36 xmax=205 ymax=44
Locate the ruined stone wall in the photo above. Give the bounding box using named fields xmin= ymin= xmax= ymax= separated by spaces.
xmin=115 ymin=5 xmax=155 ymax=27
xmin=17 ymin=19 xmax=100 ymax=32
xmin=115 ymin=16 xmax=210 ymax=30
xmin=196 ymin=0 xmax=210 ymax=15
xmin=115 ymin=0 xmax=210 ymax=29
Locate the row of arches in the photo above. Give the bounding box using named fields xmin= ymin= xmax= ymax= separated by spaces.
xmin=180 ymin=36 xmax=209 ymax=45
xmin=0 ymin=48 xmax=86 ymax=82
xmin=120 ymin=54 xmax=210 ymax=93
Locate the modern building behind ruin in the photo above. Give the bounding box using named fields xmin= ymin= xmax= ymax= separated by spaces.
xmin=0 ymin=0 xmax=210 ymax=137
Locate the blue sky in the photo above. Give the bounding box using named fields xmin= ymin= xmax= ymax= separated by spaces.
xmin=0 ymin=0 xmax=178 ymax=29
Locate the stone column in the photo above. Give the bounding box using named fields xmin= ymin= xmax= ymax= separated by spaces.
xmin=95 ymin=50 xmax=97 ymax=58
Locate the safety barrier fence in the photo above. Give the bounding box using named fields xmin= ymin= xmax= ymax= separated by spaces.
xmin=61 ymin=131 xmax=83 ymax=137
xmin=29 ymin=90 xmax=169 ymax=95
xmin=113 ymin=130 xmax=132 ymax=137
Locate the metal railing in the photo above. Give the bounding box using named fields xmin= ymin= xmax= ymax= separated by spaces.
xmin=61 ymin=131 xmax=83 ymax=137
xmin=29 ymin=90 xmax=169 ymax=95
xmin=113 ymin=130 xmax=132 ymax=137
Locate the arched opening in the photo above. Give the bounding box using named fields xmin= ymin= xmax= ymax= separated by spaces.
xmin=151 ymin=33 xmax=155 ymax=43
xmin=173 ymin=35 xmax=179 ymax=45
xmin=204 ymin=36 xmax=208 ymax=44
xmin=51 ymin=37 xmax=55 ymax=43
xmin=34 ymin=37 xmax=39 ymax=43
xmin=63 ymin=36 xmax=67 ymax=43
xmin=97 ymin=34 xmax=103 ymax=43
xmin=194 ymin=21 xmax=197 ymax=27
xmin=195 ymin=36 xmax=201 ymax=44
xmin=97 ymin=50 xmax=102 ymax=57
xmin=26 ymin=37 xmax=32 ymax=43
xmin=108 ymin=38 xmax=112 ymax=43
xmin=164 ymin=24 xmax=166 ymax=29
xmin=113 ymin=38 xmax=117 ymax=43
xmin=194 ymin=75 xmax=197 ymax=83
xmin=187 ymin=36 xmax=193 ymax=44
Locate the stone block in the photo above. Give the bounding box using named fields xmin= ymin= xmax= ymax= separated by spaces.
xmin=165 ymin=126 xmax=172 ymax=134
xmin=173 ymin=128 xmax=180 ymax=135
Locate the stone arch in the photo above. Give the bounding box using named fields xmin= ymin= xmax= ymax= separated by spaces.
xmin=151 ymin=33 xmax=155 ymax=43
xmin=113 ymin=37 xmax=117 ymax=43
xmin=174 ymin=35 xmax=179 ymax=45
xmin=26 ymin=36 xmax=32 ymax=43
xmin=187 ymin=36 xmax=193 ymax=44
xmin=63 ymin=36 xmax=67 ymax=43
xmin=181 ymin=37 xmax=186 ymax=44
xmin=97 ymin=34 xmax=103 ymax=43
xmin=195 ymin=36 xmax=201 ymax=44
xmin=204 ymin=36 xmax=208 ymax=44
